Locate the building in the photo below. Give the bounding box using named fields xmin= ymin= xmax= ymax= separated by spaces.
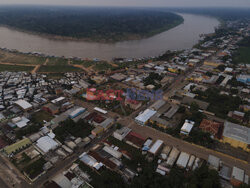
xmin=148 ymin=140 xmax=164 ymax=156
xmin=36 ymin=136 xmax=59 ymax=153
xmin=231 ymin=167 xmax=245 ymax=187
xmin=124 ymin=131 xmax=145 ymax=149
xmin=237 ymin=75 xmax=250 ymax=85
xmin=69 ymin=107 xmax=86 ymax=119
xmin=43 ymin=103 xmax=60 ymax=115
xmin=135 ymin=109 xmax=157 ymax=125
xmin=207 ymin=155 xmax=220 ymax=170
xmin=113 ymin=127 xmax=131 ymax=141
xmin=91 ymin=126 xmax=104 ymax=137
xmin=166 ymin=147 xmax=180 ymax=168
xmin=51 ymin=97 xmax=66 ymax=104
xmin=12 ymin=116 xmax=30 ymax=128
xmin=14 ymin=99 xmax=32 ymax=111
xmin=221 ymin=121 xmax=250 ymax=152
xmin=4 ymin=138 xmax=31 ymax=156
xmin=199 ymin=119 xmax=223 ymax=139
xmin=176 ymin=152 xmax=190 ymax=169
xmin=180 ymin=120 xmax=195 ymax=135
xmin=149 ymin=100 xmax=166 ymax=111
xmin=124 ymin=99 xmax=142 ymax=110
xmin=204 ymin=61 xmax=221 ymax=67
xmin=102 ymin=146 xmax=122 ymax=159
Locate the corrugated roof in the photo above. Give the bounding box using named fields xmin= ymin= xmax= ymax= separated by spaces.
xmin=223 ymin=121 xmax=250 ymax=144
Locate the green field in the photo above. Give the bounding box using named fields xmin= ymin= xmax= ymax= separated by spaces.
xmin=47 ymin=58 xmax=68 ymax=66
xmin=38 ymin=65 xmax=81 ymax=73
xmin=93 ymin=62 xmax=113 ymax=71
xmin=233 ymin=47 xmax=250 ymax=64
xmin=71 ymin=60 xmax=93 ymax=67
xmin=0 ymin=64 xmax=34 ymax=72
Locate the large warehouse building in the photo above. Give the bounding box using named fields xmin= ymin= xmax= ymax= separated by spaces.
xmin=221 ymin=121 xmax=250 ymax=152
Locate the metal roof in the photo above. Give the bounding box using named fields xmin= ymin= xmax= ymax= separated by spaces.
xmin=135 ymin=109 xmax=157 ymax=124
xmin=223 ymin=121 xmax=250 ymax=144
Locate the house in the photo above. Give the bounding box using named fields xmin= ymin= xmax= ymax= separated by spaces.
xmin=199 ymin=119 xmax=224 ymax=139
xmin=91 ymin=126 xmax=104 ymax=137
xmin=180 ymin=120 xmax=195 ymax=135
xmin=124 ymin=131 xmax=145 ymax=149
xmin=113 ymin=127 xmax=131 ymax=141
xmin=125 ymin=99 xmax=142 ymax=110
xmin=12 ymin=116 xmax=30 ymax=128
xmin=43 ymin=103 xmax=59 ymax=115
xmin=221 ymin=121 xmax=250 ymax=152
xmin=230 ymin=167 xmax=245 ymax=187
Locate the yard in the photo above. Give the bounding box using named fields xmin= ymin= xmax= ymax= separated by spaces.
xmin=31 ymin=111 xmax=54 ymax=124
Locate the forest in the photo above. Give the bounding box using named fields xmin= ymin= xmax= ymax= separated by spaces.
xmin=0 ymin=6 xmax=183 ymax=42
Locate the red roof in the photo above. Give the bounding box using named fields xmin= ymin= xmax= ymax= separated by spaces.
xmin=199 ymin=119 xmax=223 ymax=139
xmin=125 ymin=131 xmax=146 ymax=147
xmin=88 ymin=151 xmax=117 ymax=170
xmin=93 ymin=114 xmax=105 ymax=124
xmin=126 ymin=99 xmax=140 ymax=105
xmin=84 ymin=112 xmax=98 ymax=121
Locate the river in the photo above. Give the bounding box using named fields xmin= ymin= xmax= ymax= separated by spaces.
xmin=0 ymin=13 xmax=219 ymax=60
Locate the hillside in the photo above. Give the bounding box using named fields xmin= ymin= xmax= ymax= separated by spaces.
xmin=0 ymin=6 xmax=184 ymax=42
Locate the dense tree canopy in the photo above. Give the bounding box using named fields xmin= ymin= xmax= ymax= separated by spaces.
xmin=0 ymin=6 xmax=183 ymax=42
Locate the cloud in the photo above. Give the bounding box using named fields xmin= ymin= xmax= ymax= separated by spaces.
xmin=0 ymin=0 xmax=250 ymax=7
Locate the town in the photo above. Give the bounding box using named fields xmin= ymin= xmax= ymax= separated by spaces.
xmin=0 ymin=18 xmax=249 ymax=188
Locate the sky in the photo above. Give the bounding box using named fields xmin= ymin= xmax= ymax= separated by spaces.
xmin=0 ymin=0 xmax=250 ymax=8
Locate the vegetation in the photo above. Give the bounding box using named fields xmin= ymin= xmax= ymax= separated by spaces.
xmin=194 ymin=88 xmax=242 ymax=118
xmin=143 ymin=72 xmax=163 ymax=89
xmin=31 ymin=111 xmax=54 ymax=125
xmin=233 ymin=37 xmax=250 ymax=64
xmin=0 ymin=6 xmax=183 ymax=42
xmin=54 ymin=119 xmax=92 ymax=142
xmin=0 ymin=64 xmax=34 ymax=72
xmin=38 ymin=65 xmax=81 ymax=73
xmin=15 ymin=124 xmax=42 ymax=139
xmin=23 ymin=158 xmax=46 ymax=179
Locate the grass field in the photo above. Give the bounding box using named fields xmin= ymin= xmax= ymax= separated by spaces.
xmin=38 ymin=65 xmax=82 ymax=73
xmin=47 ymin=57 xmax=68 ymax=66
xmin=0 ymin=50 xmax=46 ymax=65
xmin=93 ymin=62 xmax=113 ymax=71
xmin=0 ymin=64 xmax=34 ymax=72
xmin=233 ymin=47 xmax=250 ymax=64
xmin=71 ymin=60 xmax=94 ymax=67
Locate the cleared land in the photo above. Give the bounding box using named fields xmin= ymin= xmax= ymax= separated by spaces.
xmin=0 ymin=50 xmax=46 ymax=65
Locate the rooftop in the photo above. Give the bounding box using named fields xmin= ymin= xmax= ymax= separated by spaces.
xmin=223 ymin=121 xmax=250 ymax=144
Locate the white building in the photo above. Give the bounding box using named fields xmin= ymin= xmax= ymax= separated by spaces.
xmin=36 ymin=136 xmax=59 ymax=153
xmin=180 ymin=120 xmax=195 ymax=135
xmin=14 ymin=99 xmax=32 ymax=110
xmin=135 ymin=109 xmax=157 ymax=125
xmin=176 ymin=152 xmax=190 ymax=169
